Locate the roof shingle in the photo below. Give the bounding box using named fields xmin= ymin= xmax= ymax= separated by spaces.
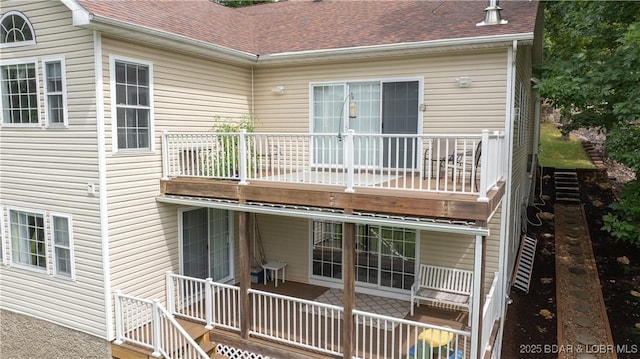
xmin=77 ymin=0 xmax=539 ymax=55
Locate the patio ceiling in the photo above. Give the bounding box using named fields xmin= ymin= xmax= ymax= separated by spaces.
xmin=156 ymin=195 xmax=489 ymax=236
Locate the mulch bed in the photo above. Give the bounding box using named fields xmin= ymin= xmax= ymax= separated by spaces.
xmin=501 ymin=168 xmax=640 ymax=358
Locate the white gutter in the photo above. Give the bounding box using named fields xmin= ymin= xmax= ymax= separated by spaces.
xmin=156 ymin=195 xmax=489 ymax=236
xmin=93 ymin=31 xmax=114 ymax=341
xmin=81 ymin=15 xmax=258 ymax=64
xmin=257 ymin=33 xmax=534 ymax=64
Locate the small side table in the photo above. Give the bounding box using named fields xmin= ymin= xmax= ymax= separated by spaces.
xmin=262 ymin=261 xmax=287 ymax=287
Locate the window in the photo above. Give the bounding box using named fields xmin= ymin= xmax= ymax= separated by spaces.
xmin=9 ymin=209 xmax=46 ymax=271
xmin=0 ymin=11 xmax=35 ymax=48
xmin=111 ymin=57 xmax=153 ymax=151
xmin=181 ymin=208 xmax=233 ymax=283
xmin=311 ymin=80 xmax=419 ymax=168
xmin=43 ymin=59 xmax=67 ymax=126
xmin=1 ymin=61 xmax=39 ymax=125
xmin=311 ymin=220 xmax=416 ymax=291
xmin=51 ymin=214 xmax=74 ymax=279
xmin=0 ymin=207 xmax=5 ymax=264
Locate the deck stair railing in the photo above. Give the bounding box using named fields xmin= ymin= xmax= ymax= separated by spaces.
xmin=166 ymin=272 xmax=241 ymax=332
xmin=113 ymin=290 xmax=210 ymax=358
xmin=162 ymin=130 xmax=505 ymax=199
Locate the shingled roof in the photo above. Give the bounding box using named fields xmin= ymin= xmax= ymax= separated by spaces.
xmin=76 ymin=0 xmax=539 ymax=56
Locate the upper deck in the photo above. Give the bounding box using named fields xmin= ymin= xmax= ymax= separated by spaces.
xmin=159 ymin=130 xmax=506 ymax=223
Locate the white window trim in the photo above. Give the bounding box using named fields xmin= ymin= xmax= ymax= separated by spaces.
xmin=0 ymin=206 xmax=6 ymax=265
xmin=50 ymin=212 xmax=75 ymax=280
xmin=109 ymin=54 xmax=155 ymax=153
xmin=177 ymin=207 xmax=235 ymax=283
xmin=6 ymin=206 xmax=48 ymax=273
xmin=308 ymin=76 xmax=424 ymax=135
xmin=0 ymin=11 xmax=36 ymax=49
xmin=0 ymin=58 xmax=42 ymax=127
xmin=42 ymin=57 xmax=68 ymax=127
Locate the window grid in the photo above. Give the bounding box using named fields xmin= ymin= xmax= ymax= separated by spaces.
xmin=0 ymin=207 xmax=5 ymax=263
xmin=51 ymin=214 xmax=74 ymax=279
xmin=114 ymin=60 xmax=151 ymax=150
xmin=43 ymin=59 xmax=67 ymax=126
xmin=9 ymin=209 xmax=46 ymax=270
xmin=311 ymin=221 xmax=343 ymax=280
xmin=312 ymin=221 xmax=416 ymax=290
xmin=1 ymin=62 xmax=39 ymax=125
xmin=0 ymin=12 xmax=35 ymax=47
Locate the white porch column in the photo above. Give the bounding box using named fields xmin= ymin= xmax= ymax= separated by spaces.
xmin=471 ymin=234 xmax=486 ymax=359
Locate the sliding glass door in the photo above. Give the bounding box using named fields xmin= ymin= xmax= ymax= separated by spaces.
xmin=311 ymin=220 xmax=417 ymax=292
xmin=311 ymin=80 xmax=420 ymax=168
xmin=181 ymin=208 xmax=233 ymax=282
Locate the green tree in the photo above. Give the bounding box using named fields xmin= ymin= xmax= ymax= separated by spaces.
xmin=536 ymin=1 xmax=640 ymax=243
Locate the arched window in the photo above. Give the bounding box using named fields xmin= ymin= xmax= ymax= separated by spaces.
xmin=0 ymin=11 xmax=36 ymax=47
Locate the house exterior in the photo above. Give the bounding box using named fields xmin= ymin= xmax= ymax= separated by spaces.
xmin=0 ymin=1 xmax=542 ymax=358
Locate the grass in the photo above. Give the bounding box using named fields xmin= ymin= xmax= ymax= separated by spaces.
xmin=538 ymin=123 xmax=595 ymax=169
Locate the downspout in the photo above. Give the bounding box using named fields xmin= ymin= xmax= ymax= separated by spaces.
xmin=251 ymin=66 xmax=255 ymax=126
xmin=496 ymin=39 xmax=518 ymax=357
xmin=527 ymin=95 xmax=542 ymax=205
xmin=94 ymin=30 xmax=113 ymax=341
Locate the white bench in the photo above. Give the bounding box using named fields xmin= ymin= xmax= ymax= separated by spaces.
xmin=410 ymin=264 xmax=473 ymax=321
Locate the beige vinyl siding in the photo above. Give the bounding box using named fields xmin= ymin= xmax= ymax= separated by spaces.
xmin=236 ymin=214 xmax=309 ymax=283
xmin=420 ymin=214 xmax=501 ymax=297
xmin=0 ymin=1 xmax=104 ymax=338
xmin=253 ymin=49 xmax=509 ymax=135
xmin=101 ymin=36 xmax=253 ymax=300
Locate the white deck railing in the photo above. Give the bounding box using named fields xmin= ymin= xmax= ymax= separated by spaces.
xmin=162 ymin=130 xmax=505 ymax=199
xmin=166 ymin=272 xmax=241 ymax=331
xmin=162 ymin=272 xmax=484 ymax=358
xmin=353 ymin=310 xmax=470 ymax=359
xmin=480 ymin=272 xmax=502 ymax=356
xmin=114 ymin=291 xmax=210 ymax=359
xmin=249 ymin=288 xmax=344 ymax=356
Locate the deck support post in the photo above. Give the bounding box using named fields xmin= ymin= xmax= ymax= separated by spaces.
xmin=239 ymin=211 xmax=251 ymax=339
xmin=342 ymin=221 xmax=356 ymax=358
xmin=471 ymin=234 xmax=486 ymax=359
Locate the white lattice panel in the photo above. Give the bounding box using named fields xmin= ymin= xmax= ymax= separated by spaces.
xmin=216 ymin=344 xmax=272 ymax=359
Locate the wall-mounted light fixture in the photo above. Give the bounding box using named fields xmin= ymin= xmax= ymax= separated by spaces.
xmin=455 ymin=77 xmax=472 ymax=88
xmin=271 ymin=85 xmax=285 ymax=94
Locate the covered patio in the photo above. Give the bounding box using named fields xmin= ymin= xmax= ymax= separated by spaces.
xmin=168 ymin=277 xmax=472 ymax=359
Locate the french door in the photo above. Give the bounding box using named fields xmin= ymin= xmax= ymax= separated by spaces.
xmin=311 ymin=220 xmax=417 ymax=292
xmin=311 ymin=80 xmax=420 ymax=168
xmin=181 ymin=208 xmax=233 ymax=282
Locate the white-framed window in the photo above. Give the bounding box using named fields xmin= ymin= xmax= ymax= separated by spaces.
xmin=310 ymin=220 xmax=417 ymax=292
xmin=0 ymin=206 xmax=6 ymax=264
xmin=310 ymin=78 xmax=421 ymax=168
xmin=0 ymin=59 xmax=40 ymax=126
xmin=50 ymin=213 xmax=74 ymax=279
xmin=0 ymin=11 xmax=36 ymax=48
xmin=8 ymin=208 xmax=46 ymax=271
xmin=43 ymin=58 xmax=67 ymax=127
xmin=110 ymin=56 xmax=154 ymax=152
